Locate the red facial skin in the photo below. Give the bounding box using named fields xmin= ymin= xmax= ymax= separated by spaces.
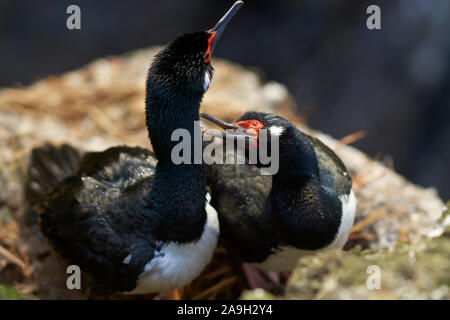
xmin=234 ymin=119 xmax=264 ymax=148
xmin=204 ymin=32 xmax=216 ymax=63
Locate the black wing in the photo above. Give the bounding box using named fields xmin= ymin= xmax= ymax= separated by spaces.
xmin=35 ymin=146 xmax=160 ymax=293
xmin=207 ymin=160 xmax=277 ymax=262
xmin=306 ymin=134 xmax=352 ymax=196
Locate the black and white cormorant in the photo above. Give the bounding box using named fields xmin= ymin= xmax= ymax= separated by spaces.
xmin=202 ymin=111 xmax=356 ymax=273
xmin=25 ymin=1 xmax=244 ymax=295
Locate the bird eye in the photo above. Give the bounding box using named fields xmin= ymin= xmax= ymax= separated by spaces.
xmin=251 ymin=121 xmax=259 ymax=128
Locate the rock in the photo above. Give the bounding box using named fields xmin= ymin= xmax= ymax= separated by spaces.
xmin=0 ymin=46 xmax=446 ymax=299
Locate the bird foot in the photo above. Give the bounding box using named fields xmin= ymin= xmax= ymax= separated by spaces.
xmin=240 ymin=262 xmax=285 ymax=295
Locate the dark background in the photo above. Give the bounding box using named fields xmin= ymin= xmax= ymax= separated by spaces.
xmin=0 ymin=0 xmax=449 ymax=199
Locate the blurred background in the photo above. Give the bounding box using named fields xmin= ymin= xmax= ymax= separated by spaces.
xmin=0 ymin=0 xmax=449 ymax=199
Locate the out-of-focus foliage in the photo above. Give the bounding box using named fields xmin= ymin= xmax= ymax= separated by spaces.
xmin=0 ymin=284 xmax=27 ymax=300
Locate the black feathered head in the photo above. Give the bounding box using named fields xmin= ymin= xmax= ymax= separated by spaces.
xmin=147 ymin=1 xmax=243 ymax=95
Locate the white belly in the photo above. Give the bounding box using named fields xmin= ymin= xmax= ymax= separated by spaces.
xmin=253 ymin=190 xmax=357 ymax=272
xmin=126 ymin=196 xmax=219 ymax=294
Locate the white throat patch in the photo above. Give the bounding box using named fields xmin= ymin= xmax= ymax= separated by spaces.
xmin=270 ymin=125 xmax=284 ymax=136
xmin=203 ymin=71 xmax=211 ymax=91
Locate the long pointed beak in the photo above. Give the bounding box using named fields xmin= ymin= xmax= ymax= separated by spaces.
xmin=201 ymin=113 xmax=241 ymax=131
xmin=209 ymin=1 xmax=244 ymax=52
xmin=201 ymin=113 xmax=256 ymax=144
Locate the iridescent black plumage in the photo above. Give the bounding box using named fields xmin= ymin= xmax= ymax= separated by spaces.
xmin=32 ymin=145 xmax=161 ymax=293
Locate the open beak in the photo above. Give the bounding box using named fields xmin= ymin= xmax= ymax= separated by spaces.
xmin=209 ymin=1 xmax=244 ymax=52
xmin=201 ymin=113 xmax=256 ymax=145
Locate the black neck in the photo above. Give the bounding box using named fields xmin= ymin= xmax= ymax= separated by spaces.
xmin=271 ymin=130 xmax=341 ymax=250
xmin=146 ymin=81 xmax=204 ymax=163
xmin=272 ymin=130 xmax=320 ymax=185
xmin=143 ymin=81 xmax=207 ymax=243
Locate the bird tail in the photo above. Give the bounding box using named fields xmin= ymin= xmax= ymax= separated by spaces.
xmin=24 ymin=143 xmax=81 ymax=218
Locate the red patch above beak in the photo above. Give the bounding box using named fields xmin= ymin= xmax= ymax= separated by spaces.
xmin=204 ymin=32 xmax=216 ymax=63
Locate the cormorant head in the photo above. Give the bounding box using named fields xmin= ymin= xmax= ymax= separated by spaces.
xmin=147 ymin=1 xmax=243 ymax=96
xmin=202 ymin=111 xmax=294 ymax=150
xmin=202 ymin=111 xmax=297 ymax=171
